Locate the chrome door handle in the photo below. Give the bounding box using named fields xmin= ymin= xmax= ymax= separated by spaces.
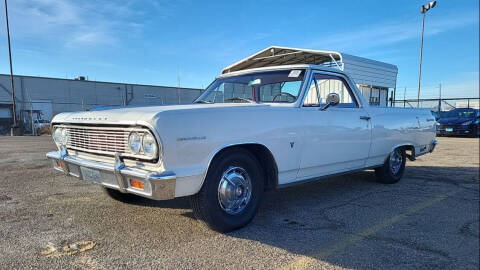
xmin=360 ymin=116 xmax=371 ymax=121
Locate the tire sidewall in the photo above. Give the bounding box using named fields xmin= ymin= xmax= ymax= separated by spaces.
xmin=202 ymin=150 xmax=264 ymax=230
xmin=388 ymin=148 xmax=406 ymax=181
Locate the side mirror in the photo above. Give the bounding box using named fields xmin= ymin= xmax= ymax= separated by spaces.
xmin=320 ymin=93 xmax=340 ymax=111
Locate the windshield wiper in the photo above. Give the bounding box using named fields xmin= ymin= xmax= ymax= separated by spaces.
xmin=224 ymin=97 xmax=254 ymax=103
xmin=194 ymin=100 xmax=213 ymax=104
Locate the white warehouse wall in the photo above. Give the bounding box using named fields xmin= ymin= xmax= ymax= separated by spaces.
xmin=0 ymin=74 xmax=203 ymax=121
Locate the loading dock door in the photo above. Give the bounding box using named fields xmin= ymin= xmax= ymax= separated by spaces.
xmin=31 ymin=100 xmax=53 ymax=120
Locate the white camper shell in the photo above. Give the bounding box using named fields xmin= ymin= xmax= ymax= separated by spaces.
xmin=222 ymin=46 xmax=398 ymax=106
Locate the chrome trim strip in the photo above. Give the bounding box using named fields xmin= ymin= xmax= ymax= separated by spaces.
xmin=277 ymin=165 xmax=381 ymax=189
xmin=56 ymin=124 xmax=146 ymax=132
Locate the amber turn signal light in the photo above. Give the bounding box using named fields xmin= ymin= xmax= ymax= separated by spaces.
xmin=56 ymin=160 xmax=63 ymax=168
xmin=129 ymin=179 xmax=144 ymax=190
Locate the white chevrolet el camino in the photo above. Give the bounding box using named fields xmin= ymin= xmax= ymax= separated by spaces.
xmin=47 ymin=50 xmax=437 ymax=232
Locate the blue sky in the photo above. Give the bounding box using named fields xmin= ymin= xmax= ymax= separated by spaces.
xmin=0 ymin=0 xmax=478 ymax=99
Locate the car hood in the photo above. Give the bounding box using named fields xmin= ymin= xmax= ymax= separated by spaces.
xmin=52 ymin=103 xmax=269 ymax=125
xmin=437 ymin=117 xmax=474 ymax=125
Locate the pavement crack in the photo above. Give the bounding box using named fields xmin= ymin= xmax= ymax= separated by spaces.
xmin=0 ymin=194 xmax=12 ymax=201
xmin=364 ymin=234 xmax=452 ymax=260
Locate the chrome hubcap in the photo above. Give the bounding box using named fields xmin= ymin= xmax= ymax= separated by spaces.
xmin=389 ymin=149 xmax=403 ymax=175
xmin=217 ymin=166 xmax=252 ymax=215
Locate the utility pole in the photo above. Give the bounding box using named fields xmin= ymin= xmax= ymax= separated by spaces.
xmin=417 ymin=1 xmax=436 ymax=108
xmin=403 ymin=86 xmax=407 ymax=108
xmin=417 ymin=11 xmax=425 ymax=108
xmin=4 ymin=0 xmax=17 ymax=135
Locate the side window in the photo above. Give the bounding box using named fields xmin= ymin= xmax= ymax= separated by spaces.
xmin=303 ymin=73 xmax=357 ymax=108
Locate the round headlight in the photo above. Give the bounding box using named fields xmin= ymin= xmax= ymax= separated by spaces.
xmin=61 ymin=128 xmax=67 ymax=144
xmin=128 ymin=132 xmax=142 ymax=154
xmin=142 ymin=133 xmax=158 ymax=157
xmin=53 ymin=127 xmax=65 ymax=145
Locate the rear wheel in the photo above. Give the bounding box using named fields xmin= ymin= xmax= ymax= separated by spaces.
xmin=190 ymin=149 xmax=264 ymax=232
xmin=103 ymin=187 xmax=141 ymax=203
xmin=375 ymin=147 xmax=406 ymax=184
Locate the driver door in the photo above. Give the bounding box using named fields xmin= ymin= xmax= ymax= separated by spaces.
xmin=296 ymin=72 xmax=372 ymax=180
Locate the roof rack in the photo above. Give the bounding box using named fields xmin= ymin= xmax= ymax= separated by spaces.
xmin=222 ymin=46 xmax=398 ymax=89
xmin=222 ymin=46 xmax=344 ymax=74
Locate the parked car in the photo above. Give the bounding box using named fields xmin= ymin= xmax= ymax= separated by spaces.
xmin=430 ymin=110 xmax=439 ymax=121
xmin=46 ymin=64 xmax=437 ymax=232
xmin=34 ymin=119 xmax=50 ymax=135
xmin=436 ymin=108 xmax=480 ymax=137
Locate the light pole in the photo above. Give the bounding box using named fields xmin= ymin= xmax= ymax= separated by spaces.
xmin=417 ymin=1 xmax=436 ymax=108
xmin=3 ymin=0 xmax=17 ymax=135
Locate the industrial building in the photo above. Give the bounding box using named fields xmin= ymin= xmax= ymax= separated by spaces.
xmin=1 ymin=48 xmax=398 ymax=135
xmin=0 ymin=74 xmax=202 ymax=134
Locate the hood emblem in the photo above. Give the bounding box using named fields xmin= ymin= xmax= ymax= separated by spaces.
xmin=72 ymin=117 xmax=108 ymax=121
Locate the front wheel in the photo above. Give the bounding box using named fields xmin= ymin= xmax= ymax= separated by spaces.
xmin=190 ymin=149 xmax=264 ymax=232
xmin=375 ymin=147 xmax=406 ymax=184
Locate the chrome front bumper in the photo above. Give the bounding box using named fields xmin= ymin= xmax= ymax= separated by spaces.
xmin=46 ymin=150 xmax=176 ymax=200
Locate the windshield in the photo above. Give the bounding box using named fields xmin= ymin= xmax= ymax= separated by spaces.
xmin=440 ymin=109 xmax=478 ymax=118
xmin=194 ymin=69 xmax=305 ymax=104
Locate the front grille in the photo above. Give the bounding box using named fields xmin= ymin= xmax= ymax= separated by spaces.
xmin=67 ymin=126 xmax=128 ymax=154
xmin=56 ymin=124 xmax=154 ymax=160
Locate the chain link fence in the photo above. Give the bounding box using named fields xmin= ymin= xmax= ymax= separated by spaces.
xmin=392 ymin=84 xmax=479 ymax=111
xmin=393 ymin=97 xmax=480 ymax=111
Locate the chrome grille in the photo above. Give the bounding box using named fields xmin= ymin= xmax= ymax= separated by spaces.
xmin=67 ymin=127 xmax=128 ymax=154
xmin=57 ymin=124 xmax=152 ymax=159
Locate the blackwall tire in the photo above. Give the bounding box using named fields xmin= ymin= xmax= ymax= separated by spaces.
xmin=374 ymin=147 xmax=406 ymax=184
xmin=190 ymin=148 xmax=264 ymax=232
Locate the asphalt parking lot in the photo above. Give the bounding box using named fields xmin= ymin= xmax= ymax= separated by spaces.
xmin=0 ymin=136 xmax=478 ymax=269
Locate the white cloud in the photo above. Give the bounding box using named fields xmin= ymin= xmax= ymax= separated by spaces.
xmin=1 ymin=0 xmax=174 ymax=48
xmin=305 ymin=11 xmax=478 ymax=52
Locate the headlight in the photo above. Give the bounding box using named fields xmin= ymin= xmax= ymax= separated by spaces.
xmin=142 ymin=133 xmax=158 ymax=157
xmin=52 ymin=127 xmax=66 ymax=146
xmin=462 ymin=121 xmax=472 ymax=125
xmin=128 ymin=131 xmax=159 ymax=158
xmin=128 ymin=132 xmax=142 ymax=154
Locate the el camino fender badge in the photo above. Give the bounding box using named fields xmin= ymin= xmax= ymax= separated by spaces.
xmin=177 ymin=136 xmax=206 ymax=142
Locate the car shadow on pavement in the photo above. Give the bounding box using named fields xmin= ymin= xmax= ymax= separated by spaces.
xmin=124 ymin=196 xmax=191 ymax=210
xmin=225 ymin=166 xmax=479 ymax=269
